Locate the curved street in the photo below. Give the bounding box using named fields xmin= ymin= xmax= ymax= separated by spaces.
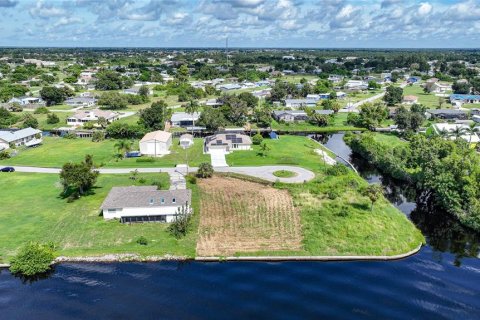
xmin=8 ymin=165 xmax=315 ymax=184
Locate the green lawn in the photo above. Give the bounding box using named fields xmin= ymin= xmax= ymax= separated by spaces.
xmin=1 ymin=136 xmax=210 ymax=168
xmin=226 ymin=135 xmax=334 ymax=169
xmin=337 ymin=90 xmax=382 ymax=107
xmin=1 ymin=136 xmax=118 ymax=167
xmin=402 ymin=84 xmax=450 ymax=108
xmin=270 ymin=113 xmax=365 ymax=133
xmin=106 ymin=138 xmax=210 ymax=168
xmin=373 ymin=133 xmax=407 ymax=147
xmin=48 ymin=104 xmax=76 ymax=111
xmin=0 ymin=172 xmax=200 ymax=262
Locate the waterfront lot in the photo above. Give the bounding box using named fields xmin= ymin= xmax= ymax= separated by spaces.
xmin=196 ymin=176 xmax=303 ymax=256
xmin=0 ymin=172 xmax=200 ymax=262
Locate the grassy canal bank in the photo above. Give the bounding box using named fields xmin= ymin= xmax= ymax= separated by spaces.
xmin=0 ymin=135 xmax=424 ymax=263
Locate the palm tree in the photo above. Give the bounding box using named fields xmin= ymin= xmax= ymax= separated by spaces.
xmin=463 ymin=123 xmax=479 ymax=145
xmin=184 ymin=100 xmax=199 ymax=136
xmin=450 ymin=126 xmax=467 ymax=141
xmin=114 ymin=140 xmax=132 ymax=158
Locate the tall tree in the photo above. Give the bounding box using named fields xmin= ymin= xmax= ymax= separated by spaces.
xmin=176 ymin=64 xmax=190 ymax=83
xmin=59 ymin=155 xmax=99 ymax=197
xmin=138 ymin=100 xmax=172 ymax=131
xmin=383 ymin=85 xmax=403 ymax=106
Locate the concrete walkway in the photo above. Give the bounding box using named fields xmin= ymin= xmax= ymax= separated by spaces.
xmin=10 ymin=165 xmax=315 ymax=184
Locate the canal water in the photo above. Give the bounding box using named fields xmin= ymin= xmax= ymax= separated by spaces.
xmin=1 ymin=133 xmax=479 ymax=319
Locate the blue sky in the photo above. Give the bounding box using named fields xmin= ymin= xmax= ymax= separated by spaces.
xmin=0 ymin=0 xmax=479 ymax=48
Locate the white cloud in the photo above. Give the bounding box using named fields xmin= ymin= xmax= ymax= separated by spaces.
xmin=418 ymin=2 xmax=432 ymax=16
xmin=53 ymin=17 xmax=83 ymax=27
xmin=29 ymin=0 xmax=67 ymax=18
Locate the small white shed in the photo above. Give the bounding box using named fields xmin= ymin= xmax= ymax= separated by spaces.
xmin=139 ymin=130 xmax=172 ymax=156
xmin=179 ymin=134 xmax=194 ymax=149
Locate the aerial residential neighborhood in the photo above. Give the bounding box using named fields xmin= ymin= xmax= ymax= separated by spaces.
xmin=1 ymin=0 xmax=480 ymax=319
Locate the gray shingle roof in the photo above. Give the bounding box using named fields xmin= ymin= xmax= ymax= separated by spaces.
xmin=100 ymin=186 xmax=191 ymax=209
xmin=0 ymin=127 xmax=42 ymax=143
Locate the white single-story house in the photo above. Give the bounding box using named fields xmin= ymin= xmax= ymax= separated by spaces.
xmin=284 ymin=98 xmax=317 ymax=109
xmin=272 ymin=110 xmax=309 ymax=122
xmin=170 ymin=112 xmax=201 ymax=127
xmin=9 ymin=96 xmax=45 ymax=106
xmin=204 ymin=98 xmax=223 ymax=107
xmin=328 ymin=75 xmax=343 ymax=83
xmin=204 ymin=133 xmax=252 ymax=154
xmin=432 ymin=123 xmax=480 ymax=144
xmin=139 ymin=130 xmax=172 ymax=156
xmin=0 ymin=127 xmax=42 ymax=150
xmin=101 ymin=186 xmax=192 ymax=223
xmin=217 ymin=83 xmax=242 ymax=91
xmin=123 ymin=86 xmax=153 ymax=95
xmin=65 ymin=97 xmax=96 ymax=107
xmin=403 ymin=95 xmax=418 ymax=104
xmin=67 ymin=109 xmax=119 ymax=126
xmin=179 ymin=134 xmax=194 ymax=149
xmin=344 ymin=80 xmax=368 ymax=90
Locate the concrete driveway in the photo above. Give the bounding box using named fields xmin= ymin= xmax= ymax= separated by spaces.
xmin=209 ymin=149 xmax=228 ymax=167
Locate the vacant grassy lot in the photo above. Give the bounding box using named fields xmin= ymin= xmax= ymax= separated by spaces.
xmin=0 ymin=172 xmax=201 ymax=262
xmin=270 ymin=113 xmax=365 ymax=132
xmin=226 ymin=135 xmax=334 ymax=169
xmin=12 ymin=112 xmax=73 ymax=131
xmin=373 ymin=133 xmax=407 ymax=147
xmin=402 ymin=84 xmax=449 ymax=108
xmin=196 ymin=176 xmax=303 ymax=256
xmin=282 ymin=171 xmax=425 ymax=256
xmin=1 ymin=136 xmax=118 ymax=167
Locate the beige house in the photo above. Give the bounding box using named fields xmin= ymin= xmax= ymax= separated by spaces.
xmin=402 ymin=95 xmax=418 ymax=104
xmin=139 ymin=130 xmax=172 ymax=156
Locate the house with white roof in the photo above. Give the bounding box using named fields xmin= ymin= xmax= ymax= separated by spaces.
xmin=432 ymin=123 xmax=480 ymax=144
xmin=65 ymin=96 xmax=96 ymax=107
xmin=101 ymin=186 xmax=192 ymax=223
xmin=139 ymin=130 xmax=172 ymax=156
xmin=284 ymin=99 xmax=317 ymax=109
xmin=0 ymin=127 xmax=42 ymax=150
xmin=67 ymin=109 xmax=119 ymax=126
xmin=344 ymin=80 xmax=368 ymax=90
xmin=123 ymin=86 xmax=153 ymax=95
xmin=8 ymin=96 xmax=45 ymax=106
xmin=170 ymin=112 xmax=201 ymax=127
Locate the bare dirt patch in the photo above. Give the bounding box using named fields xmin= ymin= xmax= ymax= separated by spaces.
xmin=196 ymin=176 xmax=303 ymax=256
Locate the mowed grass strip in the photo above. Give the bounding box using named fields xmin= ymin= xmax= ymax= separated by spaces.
xmin=1 ymin=136 xmax=210 ymax=168
xmin=0 ymin=172 xmax=199 ymax=262
xmin=196 ymin=176 xmax=304 ymax=257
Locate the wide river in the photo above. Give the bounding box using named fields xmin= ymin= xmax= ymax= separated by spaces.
xmin=1 ymin=133 xmax=480 ymax=319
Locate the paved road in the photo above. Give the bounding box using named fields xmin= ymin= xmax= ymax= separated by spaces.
xmin=9 ymin=165 xmax=315 ymax=184
xmin=339 ymin=82 xmax=408 ymax=113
